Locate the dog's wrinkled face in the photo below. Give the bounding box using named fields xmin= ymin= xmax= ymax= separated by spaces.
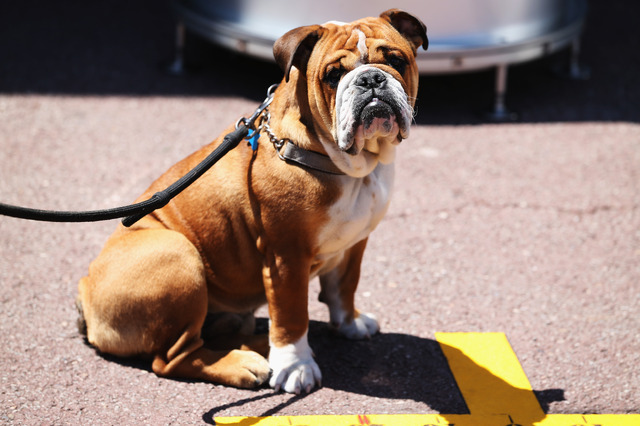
xmin=334 ymin=58 xmax=413 ymax=160
xmin=274 ymin=10 xmax=428 ymax=177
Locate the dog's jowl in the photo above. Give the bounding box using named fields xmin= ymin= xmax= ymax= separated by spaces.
xmin=77 ymin=9 xmax=427 ymax=394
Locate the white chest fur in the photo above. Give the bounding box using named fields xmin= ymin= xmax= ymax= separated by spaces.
xmin=314 ymin=162 xmax=394 ymax=273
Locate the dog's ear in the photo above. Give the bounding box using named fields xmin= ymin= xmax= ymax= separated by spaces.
xmin=380 ymin=9 xmax=429 ymax=51
xmin=274 ymin=25 xmax=324 ymax=82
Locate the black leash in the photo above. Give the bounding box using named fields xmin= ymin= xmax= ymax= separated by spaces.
xmin=0 ymin=84 xmax=278 ymax=227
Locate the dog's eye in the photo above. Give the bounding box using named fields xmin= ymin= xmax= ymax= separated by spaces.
xmin=386 ymin=55 xmax=407 ymax=75
xmin=324 ymin=67 xmax=345 ymax=88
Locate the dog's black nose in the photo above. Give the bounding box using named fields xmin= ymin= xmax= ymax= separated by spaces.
xmin=355 ymin=70 xmax=387 ymax=90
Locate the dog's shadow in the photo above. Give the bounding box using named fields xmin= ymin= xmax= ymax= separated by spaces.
xmin=307 ymin=319 xmax=470 ymax=414
xmin=203 ymin=319 xmax=564 ymax=421
xmin=93 ymin=318 xmax=564 ymax=420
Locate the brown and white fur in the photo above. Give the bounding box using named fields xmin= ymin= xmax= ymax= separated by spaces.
xmin=77 ymin=9 xmax=427 ymax=394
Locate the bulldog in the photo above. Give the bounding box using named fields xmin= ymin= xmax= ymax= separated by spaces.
xmin=77 ymin=9 xmax=427 ymax=394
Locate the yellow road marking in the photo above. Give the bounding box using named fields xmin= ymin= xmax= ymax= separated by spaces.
xmin=213 ymin=333 xmax=639 ymax=426
xmin=435 ymin=332 xmax=544 ymax=418
xmin=213 ymin=413 xmax=640 ymax=426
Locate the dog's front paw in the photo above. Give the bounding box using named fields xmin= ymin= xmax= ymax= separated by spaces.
xmin=268 ymin=335 xmax=322 ymax=394
xmin=336 ymin=312 xmax=380 ymax=340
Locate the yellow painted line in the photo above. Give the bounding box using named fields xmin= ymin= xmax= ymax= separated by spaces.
xmin=535 ymin=415 xmax=640 ymax=425
xmin=435 ymin=332 xmax=544 ymax=417
xmin=213 ymin=414 xmax=640 ymax=425
xmin=214 ymin=414 xmax=456 ymax=425
xmin=213 ymin=333 xmax=639 ymax=426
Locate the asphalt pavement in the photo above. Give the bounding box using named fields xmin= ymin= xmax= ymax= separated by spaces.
xmin=0 ymin=1 xmax=638 ymax=424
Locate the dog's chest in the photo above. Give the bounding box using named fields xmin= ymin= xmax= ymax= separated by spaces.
xmin=315 ymin=163 xmax=394 ymax=264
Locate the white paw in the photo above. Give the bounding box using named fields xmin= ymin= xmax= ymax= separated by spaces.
xmin=337 ymin=312 xmax=380 ymax=340
xmin=268 ymin=332 xmax=322 ymax=394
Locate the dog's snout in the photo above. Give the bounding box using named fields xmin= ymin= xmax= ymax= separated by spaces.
xmin=355 ymin=70 xmax=387 ymax=90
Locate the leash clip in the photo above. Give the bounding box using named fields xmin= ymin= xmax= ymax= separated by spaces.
xmin=236 ymin=83 xmax=278 ymax=131
xmin=236 ymin=83 xmax=279 ymax=151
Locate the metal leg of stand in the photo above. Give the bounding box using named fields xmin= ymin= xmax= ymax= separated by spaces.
xmin=569 ymin=37 xmax=590 ymax=80
xmin=167 ymin=20 xmax=186 ymax=75
xmin=487 ymin=63 xmax=517 ymax=121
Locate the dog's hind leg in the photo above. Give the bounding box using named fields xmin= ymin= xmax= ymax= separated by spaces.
xmin=201 ymin=311 xmax=270 ymax=357
xmin=78 ymin=227 xmax=269 ymax=388
xmin=152 ymin=310 xmax=270 ymax=388
xmin=152 ymin=342 xmax=270 ymax=388
xmin=151 ymin=322 xmax=270 ymax=389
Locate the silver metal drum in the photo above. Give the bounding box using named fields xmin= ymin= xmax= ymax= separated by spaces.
xmin=171 ymin=0 xmax=588 ymax=119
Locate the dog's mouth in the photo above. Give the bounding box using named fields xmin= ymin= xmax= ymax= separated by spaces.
xmin=341 ymin=95 xmax=410 ymax=156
